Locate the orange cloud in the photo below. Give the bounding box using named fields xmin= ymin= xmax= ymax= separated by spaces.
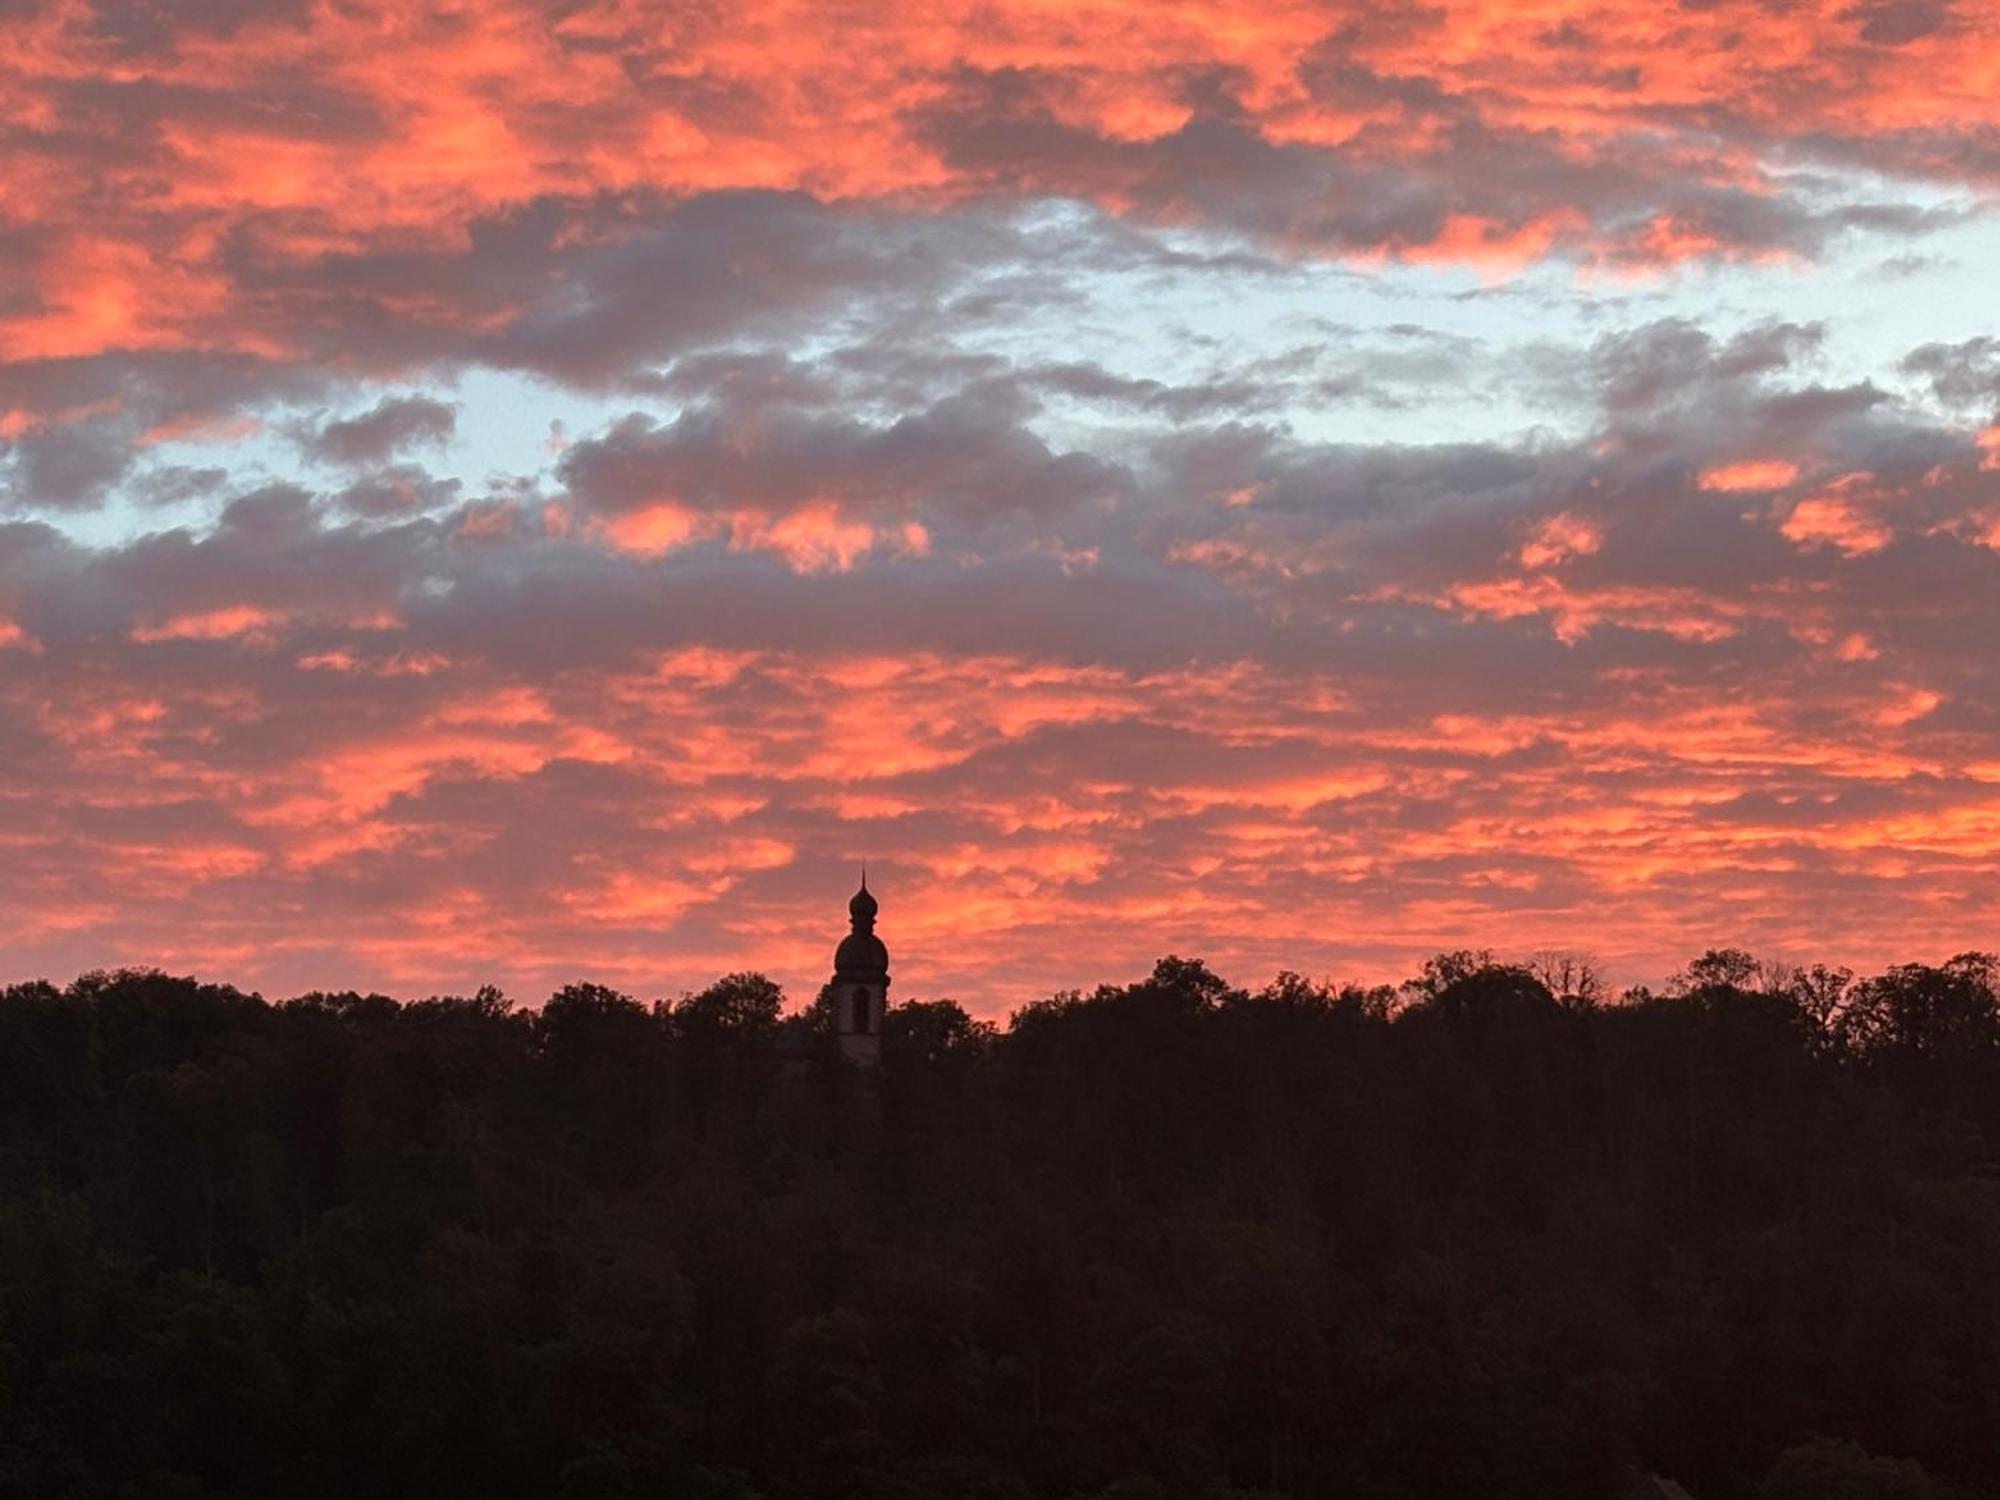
xmin=3 ymin=0 xmax=1999 ymax=1015
xmin=1427 ymin=575 xmax=1747 ymax=644
xmin=601 ymin=504 xmax=701 ymax=557
xmin=7 ymin=605 xmax=1994 ymax=1013
xmin=597 ymin=500 xmax=884 ymax=572
xmin=1519 ymin=512 xmax=1602 ymax=569
xmin=0 ymin=0 xmax=1993 ymax=373
xmin=728 ymin=502 xmax=877 ymax=574
xmin=131 ymin=606 xmax=287 ymax=644
xmin=1781 ymin=495 xmax=1893 ymax=555
xmin=1701 ymin=459 xmax=1802 ymax=492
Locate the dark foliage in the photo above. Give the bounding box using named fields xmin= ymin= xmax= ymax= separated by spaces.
xmin=0 ymin=951 xmax=1994 ymax=1498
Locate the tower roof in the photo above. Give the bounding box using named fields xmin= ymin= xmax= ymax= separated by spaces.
xmin=834 ymin=871 xmax=888 ymax=982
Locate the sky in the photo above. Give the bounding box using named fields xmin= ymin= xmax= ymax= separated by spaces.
xmin=2 ymin=0 xmax=1999 ymax=1014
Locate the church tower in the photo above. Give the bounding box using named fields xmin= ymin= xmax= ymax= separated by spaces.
xmin=831 ymin=872 xmax=890 ymax=1064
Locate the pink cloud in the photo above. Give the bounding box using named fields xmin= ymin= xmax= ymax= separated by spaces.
xmin=1700 ymin=460 xmax=1803 ymax=493
xmin=2 ymin=3 xmax=1998 ymax=1013
xmin=1781 ymin=495 xmax=1894 ymax=555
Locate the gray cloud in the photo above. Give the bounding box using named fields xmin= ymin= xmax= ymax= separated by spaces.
xmin=1901 ymin=337 xmax=2000 ymax=410
xmin=0 ymin=353 xmax=323 ymax=512
xmin=302 ymin=395 xmax=458 ymax=466
xmin=555 ymin=385 xmax=1129 ymax=532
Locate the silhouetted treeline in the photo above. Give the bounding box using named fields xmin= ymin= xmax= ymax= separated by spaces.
xmin=2 ymin=950 xmax=1998 ymax=1499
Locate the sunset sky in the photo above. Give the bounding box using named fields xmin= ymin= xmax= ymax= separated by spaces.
xmin=3 ymin=0 xmax=1998 ymax=1012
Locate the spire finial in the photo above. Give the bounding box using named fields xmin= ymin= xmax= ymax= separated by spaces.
xmin=848 ymin=866 xmax=879 ymax=925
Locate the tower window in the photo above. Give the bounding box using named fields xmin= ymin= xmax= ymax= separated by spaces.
xmin=851 ymin=987 xmax=872 ymax=1034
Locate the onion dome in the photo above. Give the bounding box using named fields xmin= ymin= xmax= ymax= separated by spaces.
xmin=848 ymin=875 xmax=879 ymax=924
xmin=834 ymin=872 xmax=889 ymax=981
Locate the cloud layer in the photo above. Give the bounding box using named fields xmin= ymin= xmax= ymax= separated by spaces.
xmin=1 ymin=0 xmax=1997 ymax=1008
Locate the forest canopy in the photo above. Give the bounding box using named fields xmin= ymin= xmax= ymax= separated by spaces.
xmin=1 ymin=950 xmax=1997 ymax=1499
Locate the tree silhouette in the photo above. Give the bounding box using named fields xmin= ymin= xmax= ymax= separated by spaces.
xmin=1 ymin=950 xmax=1998 ymax=1497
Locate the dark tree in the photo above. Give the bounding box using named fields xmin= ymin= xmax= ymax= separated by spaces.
xmin=1 ymin=950 xmax=1998 ymax=1498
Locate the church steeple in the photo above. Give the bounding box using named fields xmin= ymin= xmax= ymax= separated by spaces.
xmin=831 ymin=870 xmax=890 ymax=1063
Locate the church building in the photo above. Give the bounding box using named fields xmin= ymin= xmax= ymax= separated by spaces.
xmin=830 ymin=873 xmax=890 ymax=1063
